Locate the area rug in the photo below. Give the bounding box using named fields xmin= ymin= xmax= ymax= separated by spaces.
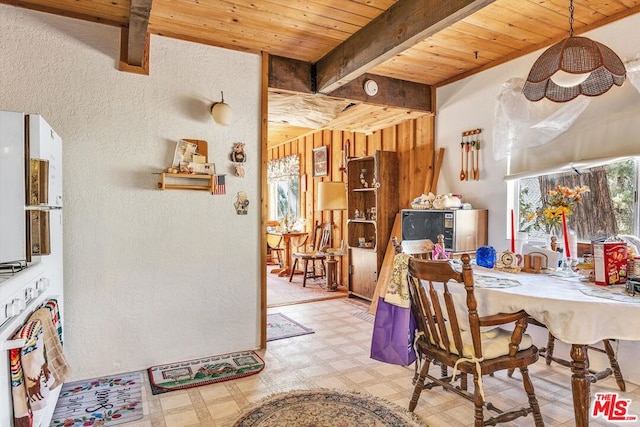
xmin=148 ymin=350 xmax=264 ymax=395
xmin=50 ymin=371 xmax=143 ymax=426
xmin=231 ymin=389 xmax=427 ymax=426
xmin=266 ymin=313 xmax=314 ymax=342
xmin=266 ymin=266 xmax=348 ymax=307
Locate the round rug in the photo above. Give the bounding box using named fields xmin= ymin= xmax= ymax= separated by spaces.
xmin=232 ymin=389 xmax=427 ymax=426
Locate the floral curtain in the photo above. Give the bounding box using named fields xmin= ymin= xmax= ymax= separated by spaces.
xmin=267 ymin=154 xmax=299 ymax=183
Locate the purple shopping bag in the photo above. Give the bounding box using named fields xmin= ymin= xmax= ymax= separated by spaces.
xmin=370 ymin=297 xmax=417 ymax=366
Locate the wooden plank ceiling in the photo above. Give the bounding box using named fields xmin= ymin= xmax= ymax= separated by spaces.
xmin=3 ymin=0 xmax=640 ymax=146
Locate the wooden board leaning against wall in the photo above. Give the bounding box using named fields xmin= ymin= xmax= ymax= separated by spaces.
xmin=267 ymin=115 xmax=435 ymax=292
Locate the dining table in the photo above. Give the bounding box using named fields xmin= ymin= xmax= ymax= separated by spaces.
xmin=267 ymin=231 xmax=308 ymax=278
xmin=465 ymin=266 xmax=640 ymax=426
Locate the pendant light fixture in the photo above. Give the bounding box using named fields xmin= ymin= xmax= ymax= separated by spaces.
xmin=211 ymin=91 xmax=233 ymax=125
xmin=522 ymin=0 xmax=626 ymax=102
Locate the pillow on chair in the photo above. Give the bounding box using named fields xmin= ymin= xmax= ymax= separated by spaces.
xmin=436 ymin=324 xmax=533 ymax=359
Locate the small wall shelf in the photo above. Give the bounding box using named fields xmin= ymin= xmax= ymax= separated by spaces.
xmin=157 ymin=172 xmax=214 ymax=193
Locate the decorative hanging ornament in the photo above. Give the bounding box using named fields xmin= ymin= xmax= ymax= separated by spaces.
xmin=230 ymin=142 xmax=247 ymax=177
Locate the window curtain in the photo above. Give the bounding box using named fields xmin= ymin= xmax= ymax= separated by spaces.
xmin=267 ymin=154 xmax=299 ymax=183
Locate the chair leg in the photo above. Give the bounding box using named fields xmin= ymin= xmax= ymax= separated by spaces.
xmin=409 ymin=357 xmax=431 ymax=412
xmin=545 ymin=332 xmax=555 ymax=365
xmin=603 ymin=339 xmax=626 ymax=392
xmin=460 ymin=373 xmax=468 ymax=391
xmin=472 ymin=374 xmax=484 ymax=427
xmin=520 ymin=367 xmax=544 ymax=427
xmin=302 ymin=259 xmax=308 ymax=287
xmin=289 ymin=259 xmax=298 ymax=282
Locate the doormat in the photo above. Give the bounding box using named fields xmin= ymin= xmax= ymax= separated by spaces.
xmin=50 ymin=371 xmax=143 ymax=426
xmin=148 ymin=350 xmax=264 ymax=395
xmin=266 ymin=313 xmax=314 ymax=342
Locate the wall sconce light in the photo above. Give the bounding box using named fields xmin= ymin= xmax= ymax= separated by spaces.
xmin=211 ymin=91 xmax=233 ymax=125
xmin=522 ymin=0 xmax=626 ymax=102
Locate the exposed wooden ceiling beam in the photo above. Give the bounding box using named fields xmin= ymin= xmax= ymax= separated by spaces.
xmin=315 ymin=0 xmax=496 ymax=93
xmin=119 ymin=0 xmax=152 ymax=75
xmin=0 ymin=0 xmax=124 ymax=27
xmin=268 ymin=55 xmax=314 ymax=94
xmin=329 ymin=73 xmax=432 ymax=113
xmin=268 ymin=55 xmax=432 ymax=113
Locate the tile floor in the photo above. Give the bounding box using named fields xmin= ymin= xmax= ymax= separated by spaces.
xmin=124 ymin=297 xmax=640 ymax=426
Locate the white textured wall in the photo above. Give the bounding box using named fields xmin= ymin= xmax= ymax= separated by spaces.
xmin=0 ymin=5 xmax=262 ymax=379
xmin=435 ymin=14 xmax=640 ymax=384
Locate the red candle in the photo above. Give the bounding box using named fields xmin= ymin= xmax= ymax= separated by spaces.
xmin=510 ymin=209 xmax=515 ymax=253
xmin=562 ymin=211 xmax=571 ymax=259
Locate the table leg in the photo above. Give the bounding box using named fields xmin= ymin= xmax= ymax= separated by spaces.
xmin=277 ymin=236 xmax=293 ymax=277
xmin=325 ymin=255 xmax=339 ymax=291
xmin=571 ymin=344 xmax=590 ymax=427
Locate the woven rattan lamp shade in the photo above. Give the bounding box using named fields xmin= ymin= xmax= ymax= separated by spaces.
xmin=523 ymin=36 xmax=626 ymax=102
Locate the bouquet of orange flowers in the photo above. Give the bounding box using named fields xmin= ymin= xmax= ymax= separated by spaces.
xmin=521 ymin=184 xmax=589 ymax=233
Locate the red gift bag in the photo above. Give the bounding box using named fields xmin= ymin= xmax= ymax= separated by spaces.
xmin=370 ymin=296 xmax=417 ymax=366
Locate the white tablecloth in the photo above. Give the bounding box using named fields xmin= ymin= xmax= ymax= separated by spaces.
xmin=470 ymin=267 xmax=640 ymax=345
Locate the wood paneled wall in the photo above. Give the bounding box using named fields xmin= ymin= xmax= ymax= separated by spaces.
xmin=267 ymin=115 xmax=435 ymax=287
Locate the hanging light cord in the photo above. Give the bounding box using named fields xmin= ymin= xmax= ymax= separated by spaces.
xmin=569 ymin=0 xmax=574 ymax=37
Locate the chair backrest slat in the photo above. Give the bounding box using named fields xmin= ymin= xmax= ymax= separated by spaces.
xmin=427 ymin=281 xmax=451 ymax=353
xmin=443 ymin=283 xmax=465 ymax=355
xmin=417 ymin=284 xmax=440 ymax=347
xmin=317 ymin=222 xmax=332 ymax=251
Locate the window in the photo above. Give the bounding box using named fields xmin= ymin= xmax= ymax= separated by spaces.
xmin=268 ymin=178 xmax=299 ymax=220
xmin=267 ymin=155 xmax=300 ymax=222
xmin=518 ymin=158 xmax=638 ymax=242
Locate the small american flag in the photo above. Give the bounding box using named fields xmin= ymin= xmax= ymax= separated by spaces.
xmin=212 ymin=174 xmax=226 ymax=195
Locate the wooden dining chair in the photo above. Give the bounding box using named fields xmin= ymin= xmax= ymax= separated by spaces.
xmin=289 ymin=221 xmax=331 ymax=287
xmin=266 ymin=233 xmax=284 ymax=267
xmin=407 ymin=254 xmax=544 ymax=427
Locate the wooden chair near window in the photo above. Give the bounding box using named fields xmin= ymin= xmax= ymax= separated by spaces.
xmin=289 ymin=221 xmax=331 ymax=287
xmin=407 ymin=254 xmax=544 ymax=427
xmin=266 ymin=233 xmax=284 ymax=267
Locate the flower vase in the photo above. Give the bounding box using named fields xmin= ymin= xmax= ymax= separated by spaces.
xmin=550 ymin=226 xmax=577 ymax=269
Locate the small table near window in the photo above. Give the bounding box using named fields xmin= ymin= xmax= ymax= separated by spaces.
xmin=269 ymin=231 xmax=307 ymax=278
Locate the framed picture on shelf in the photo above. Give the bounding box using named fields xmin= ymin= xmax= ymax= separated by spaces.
xmin=312 ymin=146 xmax=329 ymax=177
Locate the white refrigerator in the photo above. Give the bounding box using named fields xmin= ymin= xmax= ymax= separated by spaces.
xmin=0 ymin=111 xmax=64 ymax=427
xmin=0 ymin=111 xmax=63 ymax=264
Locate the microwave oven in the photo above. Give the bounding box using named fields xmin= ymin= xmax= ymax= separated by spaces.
xmin=401 ymin=209 xmax=488 ymax=252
